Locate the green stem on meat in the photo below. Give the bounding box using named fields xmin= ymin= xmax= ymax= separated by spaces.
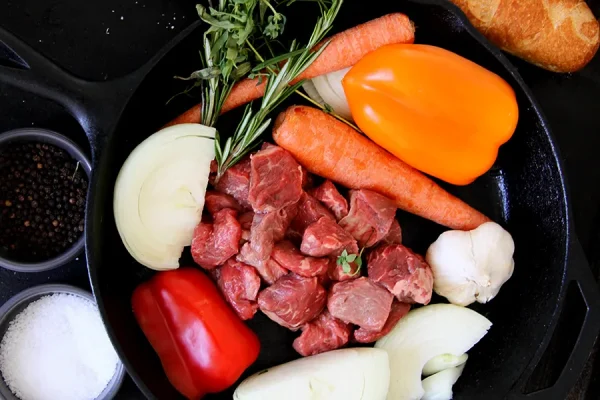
xmin=338 ymin=229 xmax=374 ymax=276
xmin=337 ymin=247 xmax=365 ymax=276
xmin=214 ymin=0 xmax=344 ymax=179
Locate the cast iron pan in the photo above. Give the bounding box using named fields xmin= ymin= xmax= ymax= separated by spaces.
xmin=1 ymin=0 xmax=599 ymax=399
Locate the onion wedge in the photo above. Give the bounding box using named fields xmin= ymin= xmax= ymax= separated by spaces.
xmin=303 ymin=67 xmax=353 ymax=120
xmin=113 ymin=123 xmax=216 ymax=271
xmin=375 ymin=304 xmax=491 ymax=400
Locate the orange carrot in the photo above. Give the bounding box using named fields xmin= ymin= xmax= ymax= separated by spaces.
xmin=164 ymin=13 xmax=415 ymax=127
xmin=272 ymin=106 xmax=490 ymax=231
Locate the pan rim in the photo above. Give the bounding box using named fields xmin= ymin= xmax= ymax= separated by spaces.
xmin=85 ymin=0 xmax=572 ymax=398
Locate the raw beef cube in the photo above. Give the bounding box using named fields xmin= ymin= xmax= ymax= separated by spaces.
xmin=238 ymin=211 xmax=255 ymax=230
xmin=237 ymin=243 xmax=288 ymax=284
xmin=240 ymin=230 xmax=251 ymax=245
xmin=214 ymin=259 xmax=261 ymax=320
xmin=271 ymin=240 xmax=330 ymax=277
xmin=260 ymin=142 xmax=277 ymax=150
xmin=301 ymin=217 xmax=358 ymax=257
xmin=263 ymin=259 xmax=289 ymax=285
xmin=191 ymin=208 xmax=242 ymax=270
xmin=301 ymin=166 xmax=313 ymax=189
xmin=204 ymin=191 xmax=241 ymax=215
xmin=258 ymin=274 xmax=327 ymax=330
xmin=248 ymin=145 xmax=303 ymax=212
xmin=238 ymin=211 xmax=254 ymax=245
xmin=237 ymin=242 xmax=262 ymax=268
xmin=250 ymin=204 xmax=298 ymax=261
xmin=328 ymin=258 xmax=360 ymax=282
xmin=381 ymin=219 xmax=403 ymax=245
xmin=339 ymin=189 xmax=397 ymax=247
xmin=317 ymin=271 xmax=331 ymax=288
xmin=215 ymin=157 xmax=252 ymax=209
xmin=288 ymin=192 xmax=335 ymax=241
xmin=293 ymin=310 xmax=352 ymax=356
xmin=327 ymin=277 xmax=393 ymax=331
xmin=353 ymin=301 xmax=410 ymax=343
xmin=310 ymin=180 xmax=349 ymax=220
xmin=368 ymin=244 xmax=433 ymax=305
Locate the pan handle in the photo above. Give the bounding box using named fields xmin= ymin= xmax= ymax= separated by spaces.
xmin=0 ymin=21 xmax=201 ymax=148
xmin=0 ymin=26 xmax=127 ymax=139
xmin=508 ymin=237 xmax=600 ymax=399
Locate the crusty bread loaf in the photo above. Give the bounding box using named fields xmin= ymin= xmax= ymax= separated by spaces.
xmin=449 ymin=0 xmax=599 ymax=72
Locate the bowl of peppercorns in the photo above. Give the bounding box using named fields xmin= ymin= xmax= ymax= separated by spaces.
xmin=0 ymin=128 xmax=90 ymax=272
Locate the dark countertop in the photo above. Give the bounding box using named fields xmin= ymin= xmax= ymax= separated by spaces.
xmin=0 ymin=0 xmax=599 ymax=399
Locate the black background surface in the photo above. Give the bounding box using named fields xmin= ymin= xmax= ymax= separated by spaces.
xmin=0 ymin=0 xmax=599 ymax=398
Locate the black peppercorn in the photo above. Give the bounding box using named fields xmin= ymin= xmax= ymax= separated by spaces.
xmin=0 ymin=141 xmax=88 ymax=262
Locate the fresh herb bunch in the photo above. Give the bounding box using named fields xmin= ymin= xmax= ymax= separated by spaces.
xmin=214 ymin=0 xmax=343 ymax=178
xmin=176 ymin=0 xmax=288 ymax=127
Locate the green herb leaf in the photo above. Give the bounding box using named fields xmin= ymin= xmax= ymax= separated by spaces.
xmin=263 ymin=13 xmax=286 ymax=39
xmin=211 ymin=31 xmax=229 ymax=59
xmin=251 ymin=47 xmax=306 ymax=72
xmin=341 ymin=262 xmax=351 ymax=274
xmin=355 ymin=257 xmax=362 ymax=268
xmin=174 ymin=67 xmax=221 ymax=81
xmin=337 ymin=229 xmax=373 ymax=276
xmin=259 ymin=0 xmax=268 ymax=23
xmin=231 ymin=62 xmax=252 ymax=80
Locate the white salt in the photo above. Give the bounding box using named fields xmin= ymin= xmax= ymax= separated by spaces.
xmin=0 ymin=294 xmax=119 ymax=400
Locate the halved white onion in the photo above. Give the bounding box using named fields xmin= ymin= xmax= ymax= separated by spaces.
xmin=113 ymin=123 xmax=216 ymax=271
xmin=303 ymin=67 xmax=353 ymax=120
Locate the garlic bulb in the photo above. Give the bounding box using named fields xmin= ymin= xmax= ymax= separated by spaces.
xmin=426 ymin=222 xmax=515 ymax=306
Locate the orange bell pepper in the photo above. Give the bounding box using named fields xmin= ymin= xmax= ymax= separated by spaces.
xmin=342 ymin=44 xmax=519 ymax=185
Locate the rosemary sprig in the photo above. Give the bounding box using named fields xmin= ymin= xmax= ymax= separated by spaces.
xmin=215 ymin=0 xmax=343 ymax=178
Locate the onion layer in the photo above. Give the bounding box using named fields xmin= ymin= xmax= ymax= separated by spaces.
xmin=303 ymin=67 xmax=353 ymax=120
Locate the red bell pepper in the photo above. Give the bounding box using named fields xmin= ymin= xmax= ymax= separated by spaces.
xmin=132 ymin=267 xmax=260 ymax=399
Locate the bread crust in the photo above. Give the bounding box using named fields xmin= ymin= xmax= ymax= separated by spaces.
xmin=450 ymin=0 xmax=599 ymax=72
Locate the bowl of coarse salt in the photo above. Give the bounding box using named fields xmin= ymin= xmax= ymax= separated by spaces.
xmin=0 ymin=284 xmax=125 ymax=400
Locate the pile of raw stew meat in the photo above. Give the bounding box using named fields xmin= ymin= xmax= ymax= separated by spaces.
xmin=191 ymin=143 xmax=433 ymax=356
